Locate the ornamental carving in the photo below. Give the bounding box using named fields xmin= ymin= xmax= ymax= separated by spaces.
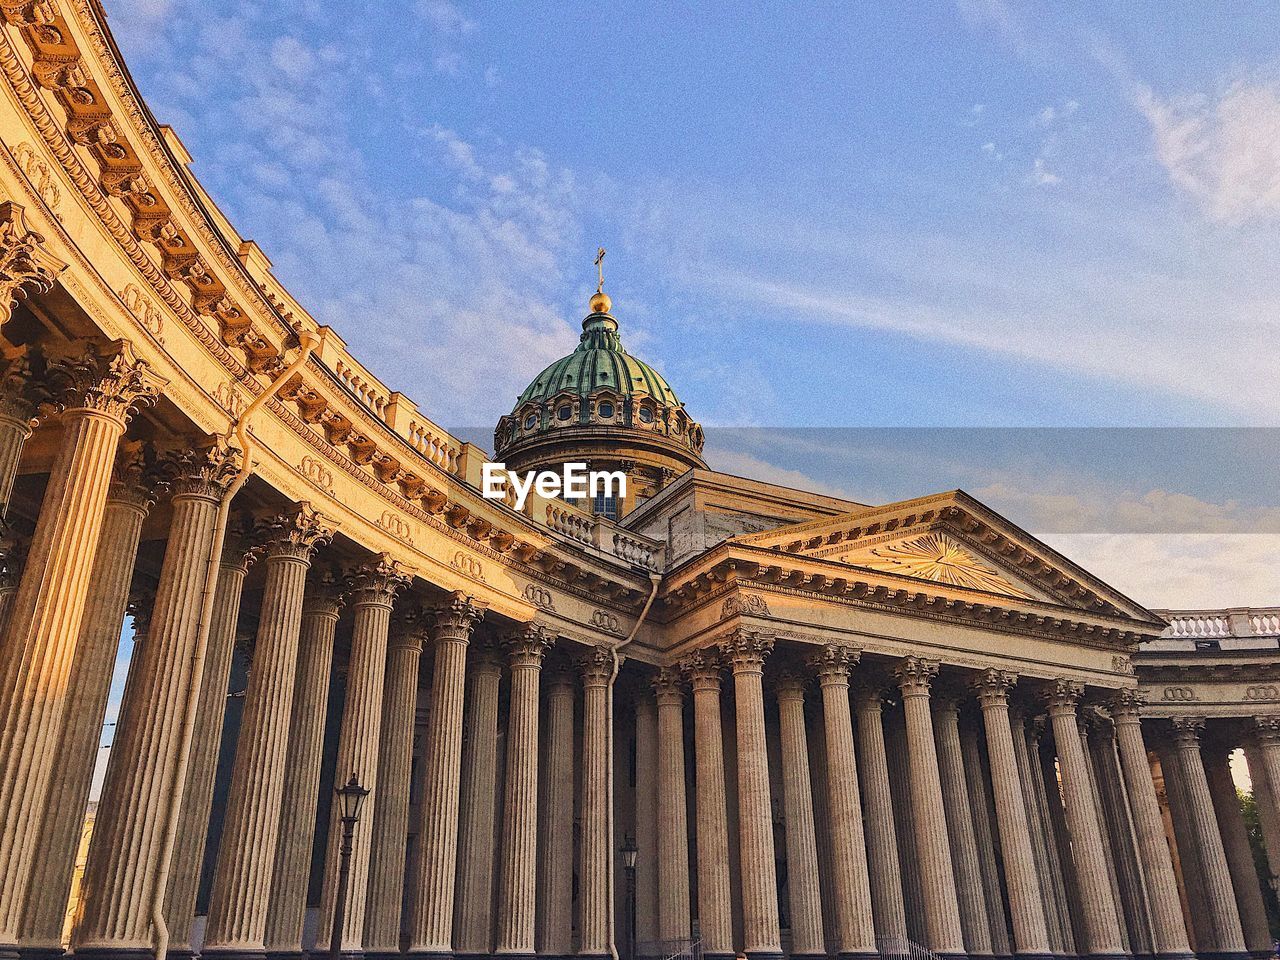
xmin=589 ymin=609 xmax=623 ymax=635
xmin=431 ymin=590 xmax=486 ymax=638
xmin=378 ymin=509 xmax=413 ymax=545
xmin=719 ymin=628 xmax=775 ymax=670
xmin=1111 ymin=655 xmax=1133 ymax=675
xmin=12 ymin=141 xmax=60 ymax=208
xmin=1161 ymin=686 xmax=1198 ymax=703
xmin=502 ymin=621 xmax=554 ymax=667
xmin=722 ymin=593 xmax=770 ymax=618
xmin=1043 ymin=678 xmax=1085 ymax=714
xmin=253 ymin=502 xmax=333 ymax=562
xmin=1245 ymin=685 xmax=1280 ymax=702
xmin=838 ymin=531 xmax=1033 ymax=599
xmin=522 ymin=583 xmax=555 ymax=611
xmin=0 ymin=200 xmax=64 ymax=323
xmin=44 ymin=338 xmax=165 ymax=422
xmin=972 ymin=668 xmax=1018 ymax=707
xmin=158 ymin=435 xmax=241 ymax=500
xmin=652 ymin=665 xmax=685 ymax=702
xmin=299 ymin=455 xmax=333 ymax=494
xmin=1110 ymin=689 xmax=1146 ymax=719
xmin=121 ymin=283 xmax=164 ymax=342
xmin=107 ymin=438 xmax=157 ymax=511
xmin=451 ymin=550 xmax=484 ymax=582
xmin=807 ymin=642 xmax=859 ymax=682
xmin=681 ymin=647 xmax=723 ymax=689
xmin=894 ymin=655 xmax=940 ymax=695
xmin=1170 ymin=716 xmax=1206 ymax=745
xmin=578 ymin=644 xmax=615 ymax=686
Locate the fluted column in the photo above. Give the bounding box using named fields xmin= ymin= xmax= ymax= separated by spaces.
xmin=495 ymin=623 xmax=554 ymax=959
xmin=536 ymin=665 xmax=574 ymax=960
xmin=973 ymin=672 xmax=1050 ymax=960
xmin=316 ymin=555 xmax=412 ymax=954
xmin=203 ymin=505 xmax=333 ymax=960
xmin=1244 ymin=741 xmax=1280 ymax=901
xmin=1204 ymin=744 xmax=1272 ymax=960
xmin=1027 ymin=720 xmax=1075 ymax=958
xmin=1252 ymin=718 xmax=1280 ymax=868
xmin=1043 ymin=681 xmax=1124 ymax=960
xmin=1166 ymin=718 xmax=1249 ymax=960
xmin=365 ymin=610 xmax=436 ymax=959
xmin=809 ymin=643 xmax=876 ymax=960
xmin=776 ymin=672 xmax=824 ymax=960
xmin=17 ymin=451 xmax=152 ymax=956
xmin=452 ymin=642 xmax=504 ymax=959
xmin=579 ymin=645 xmax=616 ymax=960
xmin=164 ymin=521 xmax=256 ymax=958
xmin=74 ymin=438 xmax=239 ymax=960
xmin=653 ymin=666 xmax=691 ymax=945
xmin=934 ymin=690 xmax=993 ymax=959
xmin=0 ymin=530 xmax=29 ymax=636
xmin=895 ymin=657 xmax=965 ymax=960
xmin=1108 ymin=693 xmax=1193 ymax=960
xmin=403 ymin=593 xmax=484 ymax=960
xmin=886 ymin=704 xmax=926 ymax=945
xmin=722 ymin=630 xmax=781 ymax=960
xmin=1087 ymin=718 xmax=1154 ymax=960
xmin=851 ymin=680 xmax=908 ymax=943
xmin=958 ymin=718 xmax=1013 ymax=959
xmin=0 ymin=342 xmax=161 ymax=955
xmin=264 ymin=581 xmax=345 ymax=959
xmin=0 ymin=346 xmax=37 ymax=518
xmin=633 ymin=693 xmax=660 ymax=950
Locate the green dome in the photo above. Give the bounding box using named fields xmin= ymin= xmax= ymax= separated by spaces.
xmin=514 ymin=311 xmax=683 ymax=408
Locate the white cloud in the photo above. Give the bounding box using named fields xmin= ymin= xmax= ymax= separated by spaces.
xmin=418 ymin=0 xmax=474 ymax=35
xmin=1031 ymin=156 xmax=1061 ymax=185
xmin=434 ymin=51 xmax=463 ymax=76
xmin=1138 ymin=80 xmax=1280 ymax=224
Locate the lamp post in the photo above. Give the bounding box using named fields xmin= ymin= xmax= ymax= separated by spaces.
xmin=621 ymin=832 xmax=638 ymax=960
xmin=329 ymin=773 xmax=370 ymax=960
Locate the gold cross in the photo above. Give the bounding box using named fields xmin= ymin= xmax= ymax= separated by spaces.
xmin=594 ymin=246 xmax=606 ymax=294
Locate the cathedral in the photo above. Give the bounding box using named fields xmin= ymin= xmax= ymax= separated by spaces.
xmin=0 ymin=6 xmax=1276 ymax=960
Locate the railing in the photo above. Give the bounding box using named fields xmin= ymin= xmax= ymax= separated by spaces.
xmin=407 ymin=420 xmax=460 ymax=474
xmin=876 ymin=935 xmax=944 ymax=960
xmin=1162 ymin=614 xmax=1231 ymax=639
xmin=546 ymin=503 xmax=594 ymax=545
xmin=636 ymin=938 xmax=702 ymax=960
xmin=1253 ymin=610 xmax=1280 ymax=636
xmin=614 ymin=531 xmax=658 ymax=569
xmin=1155 ymin=607 xmax=1280 ymax=641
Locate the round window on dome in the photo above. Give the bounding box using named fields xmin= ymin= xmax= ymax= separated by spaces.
xmin=638 ymin=406 xmax=654 ymax=423
xmin=598 ymin=401 xmax=614 ymax=418
xmin=523 ymin=412 xmax=538 ymax=430
xmin=557 ymin=405 xmax=572 ymax=421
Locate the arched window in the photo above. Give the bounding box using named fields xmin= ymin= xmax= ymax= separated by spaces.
xmin=598 ymin=401 xmax=614 ymax=419
xmin=523 ymin=412 xmax=538 ymax=430
xmin=638 ymin=405 xmax=654 ymax=424
xmin=557 ymin=404 xmax=572 ymax=421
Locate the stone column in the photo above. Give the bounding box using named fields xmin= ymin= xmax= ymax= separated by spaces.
xmin=679 ymin=650 xmax=733 ymax=960
xmin=851 ymin=680 xmax=908 ymax=943
xmin=74 ymin=438 xmax=241 ymax=960
xmin=536 ymin=664 xmax=575 ymax=960
xmin=0 ymin=341 xmax=161 ymax=955
xmin=776 ymin=672 xmax=825 ymax=960
xmin=1204 ymin=743 xmax=1273 ymax=959
xmin=973 ymin=671 xmax=1050 ymax=960
xmin=1166 ymin=718 xmax=1247 ymax=960
xmin=1158 ymin=745 xmax=1210 ymax=953
xmin=165 ymin=521 xmax=256 ymax=959
xmin=17 ymin=451 xmax=152 ymax=956
xmin=1087 ymin=718 xmax=1154 ymax=960
xmin=1244 ymin=741 xmax=1280 ymax=901
xmin=0 ymin=345 xmax=37 ymax=518
xmin=403 ymin=593 xmax=485 ymax=960
xmin=722 ymin=630 xmax=782 ymax=960
xmin=580 ymin=645 xmax=616 ymax=960
xmin=264 ymin=579 xmax=345 ymax=959
xmin=634 ymin=692 xmax=660 ymax=950
xmin=886 ymin=704 xmax=927 ymax=946
xmin=934 ymin=690 xmax=994 ymax=960
xmin=203 ymin=505 xmax=333 ymax=960
xmin=1043 ymin=681 xmax=1125 ymax=960
xmin=1108 ymin=693 xmax=1193 ymax=960
xmin=1252 ymin=718 xmax=1280 ymax=859
xmin=958 ymin=718 xmax=1013 ymax=959
xmin=494 ymin=623 xmax=554 ymax=959
xmin=1079 ymin=725 xmax=1129 ymax=956
xmin=653 ymin=667 xmax=691 ymax=945
xmin=1027 ymin=720 xmax=1075 ymax=958
xmin=895 ymin=657 xmax=965 ymax=959
xmin=316 ymin=555 xmax=412 ymax=953
xmin=809 ymin=643 xmax=876 ymax=960
xmin=0 ymin=530 xmax=29 ymax=636
xmin=452 ymin=641 xmax=504 ymax=960
xmin=365 ymin=611 xmax=436 ymax=960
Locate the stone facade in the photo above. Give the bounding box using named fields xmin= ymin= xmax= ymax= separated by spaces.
xmin=0 ymin=6 xmax=1275 ymax=960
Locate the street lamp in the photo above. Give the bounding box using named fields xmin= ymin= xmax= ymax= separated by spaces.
xmin=328 ymin=773 xmax=370 ymax=960
xmin=621 ymin=833 xmax=638 ymax=960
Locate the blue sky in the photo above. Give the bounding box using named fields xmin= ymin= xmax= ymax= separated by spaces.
xmin=105 ymin=0 xmax=1280 ymax=606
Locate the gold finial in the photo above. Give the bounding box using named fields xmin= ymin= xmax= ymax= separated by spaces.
xmin=590 ymin=246 xmax=611 ymax=314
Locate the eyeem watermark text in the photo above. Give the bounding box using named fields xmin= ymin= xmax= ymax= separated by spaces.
xmin=481 ymin=462 xmax=627 ymax=510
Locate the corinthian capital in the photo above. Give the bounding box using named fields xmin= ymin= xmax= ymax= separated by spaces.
xmin=254 ymin=502 xmax=333 ymax=563
xmin=894 ymin=655 xmax=940 ymax=697
xmin=107 ymin=439 xmax=158 ymax=512
xmin=431 ymin=590 xmax=487 ymax=639
xmin=973 ymin=668 xmax=1018 ymax=709
xmin=719 ymin=628 xmax=775 ymax=672
xmin=46 ymin=338 xmax=165 ymax=423
xmin=0 ymin=200 xmax=65 ymax=326
xmin=0 ymin=344 xmax=38 ymax=424
xmin=808 ymin=642 xmax=859 ymax=685
xmin=1110 ymin=688 xmax=1147 ymax=723
xmin=347 ymin=552 xmax=412 ymax=606
xmin=578 ymin=643 xmax=616 ymax=687
xmin=681 ymin=647 xmax=723 ymax=691
xmin=502 ymin=621 xmax=554 ymax=668
xmin=1254 ymin=716 xmax=1280 ymax=743
xmin=1042 ymin=678 xmax=1085 ymax=716
xmin=159 ymin=435 xmax=242 ymax=500
xmin=1170 ymin=716 xmax=1206 ymax=747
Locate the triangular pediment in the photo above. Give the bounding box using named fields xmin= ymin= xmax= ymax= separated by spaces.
xmin=830 ymin=530 xmax=1041 ymax=600
xmin=729 ymin=490 xmax=1165 ymax=625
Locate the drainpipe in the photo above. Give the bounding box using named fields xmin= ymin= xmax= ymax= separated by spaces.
xmin=606 ymin=569 xmax=662 ymax=960
xmin=150 ymin=330 xmax=321 ymax=960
